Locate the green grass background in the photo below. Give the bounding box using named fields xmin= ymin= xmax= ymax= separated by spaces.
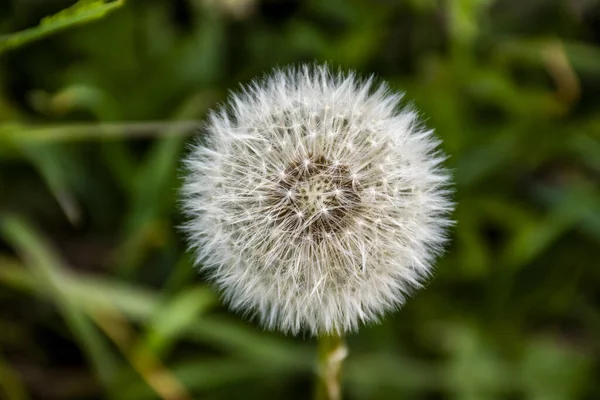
xmin=0 ymin=0 xmax=599 ymax=399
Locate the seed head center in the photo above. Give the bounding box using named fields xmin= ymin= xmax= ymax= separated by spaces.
xmin=295 ymin=175 xmax=334 ymax=216
xmin=268 ymin=153 xmax=362 ymax=239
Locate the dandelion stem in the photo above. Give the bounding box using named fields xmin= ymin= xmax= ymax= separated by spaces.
xmin=315 ymin=334 xmax=347 ymax=400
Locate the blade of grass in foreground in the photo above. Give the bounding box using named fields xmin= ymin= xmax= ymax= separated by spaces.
xmin=0 ymin=216 xmax=120 ymax=396
xmin=92 ymin=310 xmax=194 ymax=400
xmin=0 ymin=257 xmax=313 ymax=369
xmin=0 ymin=0 xmax=124 ymax=54
xmin=140 ymin=286 xmax=217 ymax=358
xmin=0 ymin=351 xmax=30 ymax=400
xmin=117 ymin=94 xmax=212 ymax=277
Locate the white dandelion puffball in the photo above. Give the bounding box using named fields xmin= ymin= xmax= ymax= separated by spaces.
xmin=182 ymin=64 xmax=453 ymax=336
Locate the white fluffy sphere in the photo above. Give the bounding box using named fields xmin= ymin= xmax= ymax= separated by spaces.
xmin=181 ymin=64 xmax=453 ymax=335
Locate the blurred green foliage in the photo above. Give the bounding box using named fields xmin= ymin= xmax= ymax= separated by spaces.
xmin=0 ymin=0 xmax=599 ymax=399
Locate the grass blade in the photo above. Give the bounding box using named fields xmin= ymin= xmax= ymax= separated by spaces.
xmin=0 ymin=0 xmax=124 ymax=54
xmin=0 ymin=216 xmax=119 ymax=393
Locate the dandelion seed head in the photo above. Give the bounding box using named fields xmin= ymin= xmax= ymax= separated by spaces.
xmin=181 ymin=64 xmax=453 ymax=335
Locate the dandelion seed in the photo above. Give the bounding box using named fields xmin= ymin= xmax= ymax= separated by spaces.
xmin=181 ymin=64 xmax=453 ymax=336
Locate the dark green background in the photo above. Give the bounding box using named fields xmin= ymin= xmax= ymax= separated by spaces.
xmin=0 ymin=0 xmax=599 ymax=399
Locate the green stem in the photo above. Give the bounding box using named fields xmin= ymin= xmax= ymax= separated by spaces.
xmin=315 ymin=334 xmax=347 ymax=400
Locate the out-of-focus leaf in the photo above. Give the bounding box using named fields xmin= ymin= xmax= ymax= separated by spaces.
xmin=442 ymin=323 xmax=514 ymax=400
xmin=119 ymin=358 xmax=287 ymax=399
xmin=454 ymin=201 xmax=491 ymax=277
xmin=569 ymin=134 xmax=600 ymax=174
xmin=48 ymin=84 xmax=120 ymax=118
xmin=0 ymin=0 xmax=124 ymax=54
xmin=131 ymin=97 xmax=211 ymax=215
xmin=92 ymin=311 xmax=194 ymax=400
xmin=345 ymin=353 xmax=443 ymax=394
xmin=162 ymin=255 xmax=196 ymax=294
xmin=495 ymin=38 xmax=600 ymax=80
xmin=455 ymin=131 xmax=518 ymax=187
xmin=533 ymin=183 xmax=600 ymax=245
xmin=142 ymin=286 xmax=217 ymax=357
xmin=0 ymin=216 xmax=119 ymax=392
xmin=0 ymin=255 xmax=158 ymax=320
xmin=186 ymin=316 xmax=314 ymax=370
xmin=117 ymin=94 xmax=212 ymax=276
xmin=504 ymin=183 xmax=600 ymax=268
xmin=563 ymin=41 xmax=600 ymax=76
xmin=0 ymin=121 xmax=199 ymax=145
xmin=447 ymin=0 xmax=493 ymax=49
xmin=466 ymin=68 xmax=566 ymax=117
xmin=19 ymin=144 xmax=82 ymax=225
xmin=0 ymin=352 xmax=30 ymax=400
xmin=520 ymin=338 xmax=592 ymax=400
xmin=0 ymin=256 xmax=311 ymax=367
